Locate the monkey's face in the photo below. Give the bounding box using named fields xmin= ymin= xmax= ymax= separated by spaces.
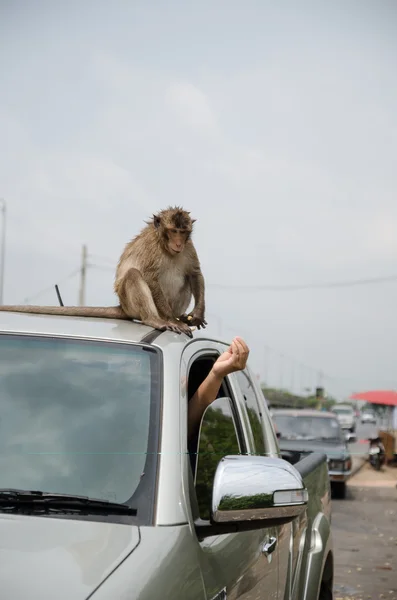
xmin=166 ymin=227 xmax=190 ymax=254
xmin=153 ymin=207 xmax=195 ymax=256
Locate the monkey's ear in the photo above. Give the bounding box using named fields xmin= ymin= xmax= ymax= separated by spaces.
xmin=153 ymin=214 xmax=161 ymax=228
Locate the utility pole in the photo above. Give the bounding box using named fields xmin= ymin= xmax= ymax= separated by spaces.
xmin=79 ymin=244 xmax=88 ymax=306
xmin=0 ymin=198 xmax=6 ymax=305
xmin=316 ymin=386 xmax=325 ymax=410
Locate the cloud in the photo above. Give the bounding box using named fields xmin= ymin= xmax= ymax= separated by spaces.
xmin=165 ymin=82 xmax=220 ymax=138
xmin=1 ymin=1 xmax=397 ymax=401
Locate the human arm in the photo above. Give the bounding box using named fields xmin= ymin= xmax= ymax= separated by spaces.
xmin=187 ymin=337 xmax=249 ymax=440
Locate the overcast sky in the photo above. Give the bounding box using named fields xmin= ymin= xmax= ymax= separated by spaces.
xmin=1 ymin=0 xmax=396 ymax=401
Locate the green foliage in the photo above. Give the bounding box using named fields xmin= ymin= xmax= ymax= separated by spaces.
xmin=218 ymin=493 xmax=273 ymax=511
xmin=261 ymin=386 xmax=337 ymax=411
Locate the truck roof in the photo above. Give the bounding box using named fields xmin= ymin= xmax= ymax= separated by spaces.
xmin=0 ymin=310 xmax=196 ymax=349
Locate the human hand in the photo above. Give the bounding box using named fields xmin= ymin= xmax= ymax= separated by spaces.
xmin=212 ymin=337 xmax=249 ymax=380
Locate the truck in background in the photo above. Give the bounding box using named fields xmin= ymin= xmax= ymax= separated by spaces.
xmin=331 ymin=403 xmax=356 ymax=434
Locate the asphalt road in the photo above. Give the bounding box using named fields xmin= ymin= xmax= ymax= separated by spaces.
xmin=331 ymin=423 xmax=397 ymax=600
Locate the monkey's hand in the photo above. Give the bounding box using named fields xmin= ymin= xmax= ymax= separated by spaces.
xmin=182 ymin=312 xmax=207 ymax=330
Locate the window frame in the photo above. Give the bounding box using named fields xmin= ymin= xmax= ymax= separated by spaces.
xmin=182 ymin=342 xmax=250 ymax=522
xmin=233 ymin=368 xmax=268 ymax=456
xmin=227 ymin=367 xmax=279 ymax=459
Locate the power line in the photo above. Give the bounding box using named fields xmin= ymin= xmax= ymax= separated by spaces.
xmin=17 ymin=262 xmax=370 ymax=398
xmin=88 ymin=263 xmax=114 ymax=271
xmin=88 ymin=253 xmax=118 ymax=265
xmin=22 ymin=268 xmax=80 ymax=304
xmin=87 ymin=258 xmax=397 ymax=291
xmin=16 ymin=251 xmax=395 ymax=396
xmin=208 ymin=274 xmax=397 ymax=291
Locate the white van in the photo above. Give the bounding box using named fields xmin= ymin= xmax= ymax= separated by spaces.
xmin=332 ymin=403 xmax=356 ymax=433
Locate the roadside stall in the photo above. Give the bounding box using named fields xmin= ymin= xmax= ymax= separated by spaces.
xmin=350 ymin=390 xmax=397 ymax=465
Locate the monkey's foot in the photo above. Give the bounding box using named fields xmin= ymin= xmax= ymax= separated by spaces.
xmin=165 ymin=320 xmax=193 ymax=338
xmin=143 ymin=317 xmax=193 ymax=338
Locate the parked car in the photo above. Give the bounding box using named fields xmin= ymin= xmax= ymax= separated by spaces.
xmin=0 ymin=310 xmax=333 ymax=600
xmin=361 ymin=410 xmax=376 ymax=424
xmin=271 ymin=409 xmax=352 ymax=499
xmin=331 ymin=403 xmax=356 ymax=433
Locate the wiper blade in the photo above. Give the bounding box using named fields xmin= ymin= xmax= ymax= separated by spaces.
xmin=0 ymin=489 xmax=136 ymax=515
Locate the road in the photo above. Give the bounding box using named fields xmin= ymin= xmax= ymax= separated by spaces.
xmin=332 ymin=419 xmax=397 ymax=599
xmin=347 ymin=419 xmax=380 ymax=461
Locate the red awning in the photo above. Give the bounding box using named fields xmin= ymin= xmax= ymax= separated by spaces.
xmin=350 ymin=390 xmax=397 ymax=406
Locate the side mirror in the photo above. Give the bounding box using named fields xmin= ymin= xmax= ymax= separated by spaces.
xmin=345 ymin=432 xmax=357 ymax=443
xmin=195 ymin=455 xmax=308 ymax=538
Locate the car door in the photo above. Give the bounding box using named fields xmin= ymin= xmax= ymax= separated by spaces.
xmin=229 ymin=368 xmax=293 ymax=600
xmin=231 ymin=367 xmax=310 ymax=600
xmin=181 ymin=340 xmax=279 ymax=600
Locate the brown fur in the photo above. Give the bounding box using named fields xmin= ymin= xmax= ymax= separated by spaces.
xmin=0 ymin=207 xmax=206 ymax=338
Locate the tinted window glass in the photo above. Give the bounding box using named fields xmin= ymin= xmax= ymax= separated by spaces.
xmin=272 ymin=414 xmax=344 ymax=441
xmin=194 ymin=397 xmax=241 ymax=520
xmin=332 ymin=407 xmax=353 ymax=415
xmin=235 ymin=371 xmax=266 ymax=455
xmin=0 ymin=334 xmax=158 ymax=505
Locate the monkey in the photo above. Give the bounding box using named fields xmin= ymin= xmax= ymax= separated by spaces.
xmin=0 ymin=206 xmax=207 ymax=338
xmin=114 ymin=205 xmax=207 ymax=337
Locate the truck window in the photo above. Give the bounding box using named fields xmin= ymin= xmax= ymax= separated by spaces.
xmin=235 ymin=370 xmax=267 ymax=455
xmin=194 ymin=396 xmax=242 ymax=521
xmin=0 ymin=333 xmax=160 ymax=511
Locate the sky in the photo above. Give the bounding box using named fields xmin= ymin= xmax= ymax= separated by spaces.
xmin=1 ymin=0 xmax=396 ymax=401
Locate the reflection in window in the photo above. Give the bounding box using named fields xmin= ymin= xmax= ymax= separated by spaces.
xmin=272 ymin=414 xmax=344 ymax=442
xmin=194 ymin=397 xmax=241 ymax=520
xmin=235 ymin=371 xmax=267 ymax=455
xmin=0 ymin=334 xmax=157 ymax=504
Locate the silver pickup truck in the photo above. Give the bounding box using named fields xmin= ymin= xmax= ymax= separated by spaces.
xmin=0 ymin=311 xmax=333 ymax=600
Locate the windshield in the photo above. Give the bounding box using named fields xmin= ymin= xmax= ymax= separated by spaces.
xmin=0 ymin=334 xmax=160 ymax=510
xmin=272 ymin=414 xmax=344 ymax=441
xmin=332 ymin=407 xmax=353 ymax=415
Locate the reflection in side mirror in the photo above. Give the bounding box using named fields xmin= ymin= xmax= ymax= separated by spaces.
xmin=213 ymin=455 xmax=308 ymax=523
xmin=194 ymin=455 xmax=308 ymax=538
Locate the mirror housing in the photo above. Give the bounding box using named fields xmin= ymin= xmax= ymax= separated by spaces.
xmin=195 ymin=455 xmax=308 ymax=539
xmin=345 ymin=432 xmax=357 ymax=443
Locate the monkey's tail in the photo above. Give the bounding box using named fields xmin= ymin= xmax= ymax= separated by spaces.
xmin=0 ymin=305 xmax=130 ymax=320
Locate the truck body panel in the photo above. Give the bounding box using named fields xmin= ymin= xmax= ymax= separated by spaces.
xmin=0 ymin=311 xmax=333 ymax=599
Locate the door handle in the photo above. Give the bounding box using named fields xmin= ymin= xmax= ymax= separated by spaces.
xmin=262 ymin=536 xmax=277 ymax=556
